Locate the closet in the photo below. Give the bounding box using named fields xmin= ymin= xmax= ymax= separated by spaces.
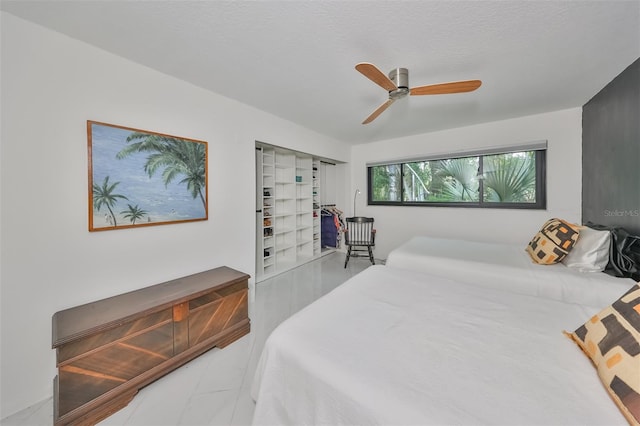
xmin=256 ymin=143 xmax=338 ymax=282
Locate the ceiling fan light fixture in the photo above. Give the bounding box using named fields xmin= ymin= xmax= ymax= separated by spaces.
xmin=389 ymin=87 xmax=410 ymax=99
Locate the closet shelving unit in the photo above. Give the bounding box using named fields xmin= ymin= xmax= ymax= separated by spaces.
xmin=261 ymin=148 xmax=276 ymax=276
xmin=257 ymin=144 xmax=332 ymax=282
xmin=274 ymin=150 xmax=297 ymax=272
xmin=312 ymin=160 xmax=321 ymax=256
xmin=295 ymin=156 xmax=314 ymax=262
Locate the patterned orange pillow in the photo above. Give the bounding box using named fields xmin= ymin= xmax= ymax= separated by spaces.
xmin=526 ymin=218 xmax=580 ymax=264
xmin=566 ymin=283 xmax=640 ymax=425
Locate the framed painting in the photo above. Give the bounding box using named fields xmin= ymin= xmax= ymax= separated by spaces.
xmin=88 ymin=121 xmax=208 ymax=231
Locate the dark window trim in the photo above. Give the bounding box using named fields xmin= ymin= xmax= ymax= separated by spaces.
xmin=367 ymin=150 xmax=546 ymax=210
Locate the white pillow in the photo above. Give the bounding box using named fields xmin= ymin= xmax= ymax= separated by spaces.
xmin=562 ymin=227 xmax=610 ymax=272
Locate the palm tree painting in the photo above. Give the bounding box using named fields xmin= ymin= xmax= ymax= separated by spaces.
xmin=88 ymin=121 xmax=208 ymax=231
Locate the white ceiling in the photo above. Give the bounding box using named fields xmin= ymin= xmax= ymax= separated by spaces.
xmin=2 ymin=1 xmax=639 ymax=144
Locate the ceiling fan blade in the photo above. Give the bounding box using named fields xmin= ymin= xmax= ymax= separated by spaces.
xmin=356 ymin=62 xmax=397 ymax=92
xmin=362 ymin=99 xmax=395 ymax=125
xmin=410 ymin=80 xmax=482 ymax=96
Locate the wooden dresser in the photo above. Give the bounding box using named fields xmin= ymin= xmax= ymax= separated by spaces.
xmin=52 ymin=266 xmax=250 ymax=425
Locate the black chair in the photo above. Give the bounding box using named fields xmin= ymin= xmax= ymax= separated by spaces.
xmin=344 ymin=217 xmax=376 ymax=268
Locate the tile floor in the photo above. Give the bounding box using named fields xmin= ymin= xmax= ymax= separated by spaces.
xmin=2 ymin=252 xmax=375 ymax=426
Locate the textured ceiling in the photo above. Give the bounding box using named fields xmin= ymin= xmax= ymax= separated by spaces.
xmin=2 ymin=1 xmax=639 ymax=144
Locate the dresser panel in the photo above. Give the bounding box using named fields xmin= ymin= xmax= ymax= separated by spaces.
xmin=189 ymin=288 xmax=248 ymax=347
xmin=56 ymin=309 xmax=173 ymax=363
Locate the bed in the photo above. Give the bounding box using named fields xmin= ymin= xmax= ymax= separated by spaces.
xmin=385 ymin=235 xmax=631 ymax=308
xmin=251 ymin=234 xmax=639 ymax=425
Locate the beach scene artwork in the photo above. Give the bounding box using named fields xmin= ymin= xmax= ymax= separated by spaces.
xmin=88 ymin=121 xmax=208 ymax=231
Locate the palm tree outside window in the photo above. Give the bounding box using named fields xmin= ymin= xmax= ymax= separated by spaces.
xmin=367 ymin=146 xmax=546 ymax=209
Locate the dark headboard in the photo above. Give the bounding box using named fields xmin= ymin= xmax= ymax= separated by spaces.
xmin=582 ymin=58 xmax=640 ymax=235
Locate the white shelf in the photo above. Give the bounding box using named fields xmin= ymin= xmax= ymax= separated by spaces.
xmin=257 ymin=145 xmax=327 ymax=282
xmin=274 ymin=227 xmax=295 ymax=234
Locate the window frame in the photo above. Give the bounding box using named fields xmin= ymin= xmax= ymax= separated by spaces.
xmin=367 ymin=149 xmax=546 ymax=209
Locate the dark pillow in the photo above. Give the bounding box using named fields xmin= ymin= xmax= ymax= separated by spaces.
xmin=526 ymin=218 xmax=580 ymax=264
xmin=565 ymin=283 xmax=640 ymax=425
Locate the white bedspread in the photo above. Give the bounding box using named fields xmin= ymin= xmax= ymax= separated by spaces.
xmin=386 ymin=236 xmax=633 ymax=308
xmin=251 ymin=265 xmax=630 ymax=425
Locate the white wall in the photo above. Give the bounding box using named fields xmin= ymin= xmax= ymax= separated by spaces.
xmin=0 ymin=12 xmax=349 ymax=418
xmin=350 ymin=108 xmax=583 ymax=259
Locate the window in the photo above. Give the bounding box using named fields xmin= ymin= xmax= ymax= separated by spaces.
xmin=368 ymin=147 xmax=546 ymax=209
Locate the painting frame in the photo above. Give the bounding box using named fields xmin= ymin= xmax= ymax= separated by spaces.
xmin=88 ymin=120 xmax=208 ymax=232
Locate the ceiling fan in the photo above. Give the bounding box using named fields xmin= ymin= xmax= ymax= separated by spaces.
xmin=355 ymin=62 xmax=482 ymax=124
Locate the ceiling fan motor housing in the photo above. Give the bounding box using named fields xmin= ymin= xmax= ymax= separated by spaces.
xmin=389 ymin=68 xmax=410 ymax=99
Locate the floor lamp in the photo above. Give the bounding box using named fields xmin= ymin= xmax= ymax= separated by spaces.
xmin=353 ymin=189 xmax=361 ymax=217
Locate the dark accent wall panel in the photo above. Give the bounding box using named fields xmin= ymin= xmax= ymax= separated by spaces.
xmin=582 ymin=58 xmax=640 ymax=234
